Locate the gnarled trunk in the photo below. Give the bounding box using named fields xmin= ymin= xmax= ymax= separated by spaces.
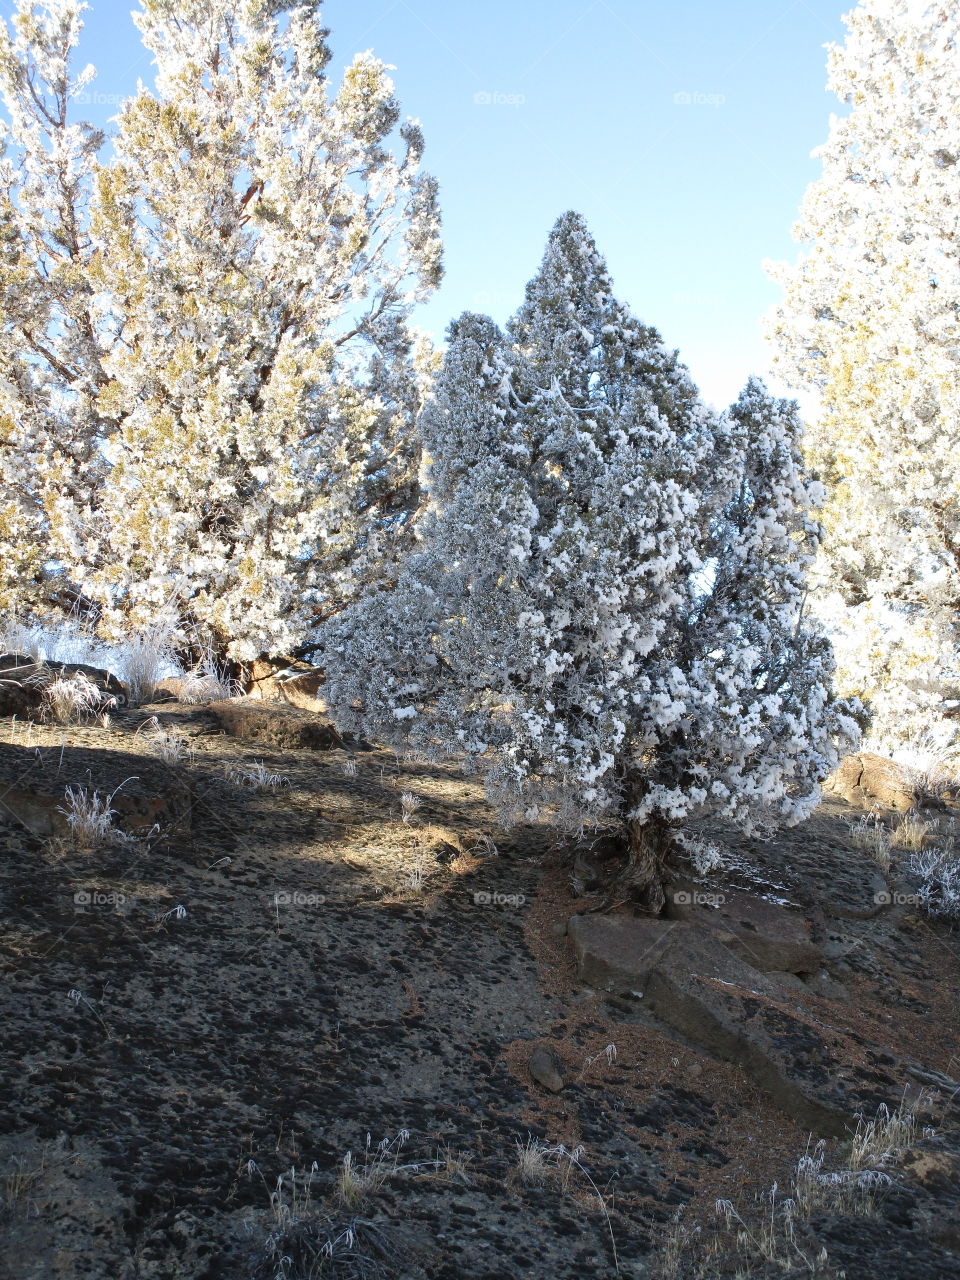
xmin=620 ymin=815 xmax=673 ymax=915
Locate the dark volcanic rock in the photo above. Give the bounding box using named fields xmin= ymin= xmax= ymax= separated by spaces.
xmin=208 ymin=698 xmax=344 ymax=749
xmin=569 ymin=912 xmax=911 ymax=1137
xmin=0 ymin=741 xmax=191 ymax=838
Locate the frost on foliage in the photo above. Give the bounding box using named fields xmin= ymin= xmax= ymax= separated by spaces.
xmin=0 ymin=0 xmax=442 ymax=660
xmin=322 ymin=215 xmax=854 ymax=847
xmin=765 ymin=0 xmax=960 ymax=748
xmin=655 ymin=377 xmax=861 ymax=835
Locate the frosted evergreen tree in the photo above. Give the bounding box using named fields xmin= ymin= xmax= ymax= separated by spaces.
xmin=664 ymin=379 xmax=861 ymax=848
xmin=765 ymin=0 xmax=960 ymax=747
xmin=322 ymin=216 xmax=855 ymax=910
xmin=0 ymin=0 xmax=442 ymax=662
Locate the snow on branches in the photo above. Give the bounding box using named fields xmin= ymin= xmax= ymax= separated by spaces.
xmin=765 ymin=0 xmax=960 ymax=748
xmin=0 ymin=0 xmax=442 ymax=659
xmin=322 ymin=214 xmax=857 ymax=907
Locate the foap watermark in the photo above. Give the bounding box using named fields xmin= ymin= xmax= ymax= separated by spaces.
xmin=474 ymin=90 xmax=526 ymax=107
xmin=674 ymin=90 xmax=725 ymax=108
xmin=874 ymin=889 xmax=922 ymax=906
xmin=74 ymin=888 xmax=127 ymax=908
xmin=473 ymin=889 xmax=526 ymax=908
xmin=73 ymin=89 xmax=125 ymax=108
xmin=673 ymin=890 xmax=726 ymax=907
xmin=273 ymin=889 xmax=326 ymax=908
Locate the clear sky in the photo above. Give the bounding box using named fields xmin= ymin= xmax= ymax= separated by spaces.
xmin=21 ymin=0 xmax=851 ymax=410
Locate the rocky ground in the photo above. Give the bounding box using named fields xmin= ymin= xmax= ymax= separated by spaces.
xmin=0 ymin=681 xmax=958 ymax=1279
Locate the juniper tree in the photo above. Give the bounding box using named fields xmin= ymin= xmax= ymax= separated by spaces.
xmin=666 ymin=378 xmax=861 ymax=853
xmin=0 ymin=0 xmax=442 ymax=662
xmin=322 ymin=215 xmax=855 ymax=910
xmin=765 ymin=0 xmax=960 ymax=746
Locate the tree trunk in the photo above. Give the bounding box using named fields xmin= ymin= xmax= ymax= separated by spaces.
xmin=619 ymin=815 xmax=673 ymax=915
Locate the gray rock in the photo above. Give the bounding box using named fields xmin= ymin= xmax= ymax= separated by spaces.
xmin=528 ymin=1045 xmax=564 ymax=1093
xmin=208 ymin=699 xmax=343 ymax=750
xmin=568 ymin=912 xmax=905 ymax=1137
xmin=806 ymin=969 xmax=850 ymax=1002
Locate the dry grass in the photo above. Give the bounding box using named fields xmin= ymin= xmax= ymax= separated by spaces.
xmin=119 ymin=623 xmax=178 ymax=706
xmin=223 ymin=761 xmax=290 ymax=792
xmin=176 ymin=660 xmax=238 ymax=705
xmin=0 ymin=1152 xmax=46 ymax=1217
xmin=402 ymin=851 xmax=429 ymax=894
xmin=56 ymin=783 xmax=142 ymax=851
xmin=399 ymin=791 xmax=422 ymax=824
xmin=244 ymin=1157 xmax=395 ymax=1280
xmin=511 ymin=1138 xmax=620 ymax=1275
xmin=847 ymin=811 xmax=893 ymax=871
xmin=910 ymin=840 xmax=960 ymax=920
xmin=892 ymin=812 xmax=932 ymax=852
xmin=31 ymin=671 xmax=116 ymax=725
xmin=335 ymin=1131 xmax=416 ymax=1208
xmin=655 ymin=1097 xmax=935 ymax=1279
xmin=136 ymin=715 xmax=194 ymax=765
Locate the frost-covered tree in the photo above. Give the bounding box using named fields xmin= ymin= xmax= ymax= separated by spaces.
xmin=669 ymin=379 xmax=861 ymax=847
xmin=0 ymin=0 xmax=442 ymax=661
xmin=765 ymin=0 xmax=960 ymax=745
xmin=0 ymin=0 xmax=105 ymax=618
xmin=322 ymin=215 xmax=855 ymax=910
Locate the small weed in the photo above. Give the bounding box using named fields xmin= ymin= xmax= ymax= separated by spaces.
xmin=432 ymin=1144 xmax=473 ymax=1186
xmin=896 ymin=733 xmax=960 ymax=804
xmin=336 ymin=1131 xmax=413 ymax=1207
xmin=576 ymin=1041 xmax=618 ymax=1082
xmin=892 ymin=812 xmax=932 ymax=852
xmin=399 ymin=791 xmax=422 ymax=824
xmin=31 ymin=671 xmax=116 ymax=725
xmin=155 ymin=903 xmax=187 ymax=929
xmin=245 ymin=1158 xmax=395 ymax=1280
xmin=177 ymin=659 xmax=238 ymax=705
xmin=467 ymin=832 xmax=499 ymax=858
xmin=512 ymin=1138 xmax=620 ymax=1275
xmin=848 ymin=1096 xmax=930 ymax=1169
xmin=0 ymin=1152 xmax=46 ymax=1217
xmin=514 ymin=1135 xmax=556 ymax=1188
xmin=137 ymin=715 xmax=194 ymax=765
xmin=403 ymin=851 xmax=429 ymax=895
xmin=120 ymin=623 xmax=178 ymax=705
xmin=910 ymin=842 xmax=960 ymax=919
xmin=341 ymin=757 xmax=359 ymax=778
xmin=57 ymin=781 xmax=140 ymax=851
xmin=66 ymin=987 xmax=110 ymax=1036
xmin=656 ymin=1098 xmax=939 ymax=1279
xmin=224 ymin=761 xmax=290 ymax=792
xmin=848 ymin=811 xmax=893 ymax=870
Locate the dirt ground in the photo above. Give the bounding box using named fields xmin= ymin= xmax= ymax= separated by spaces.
xmin=0 ymin=700 xmax=958 ymax=1279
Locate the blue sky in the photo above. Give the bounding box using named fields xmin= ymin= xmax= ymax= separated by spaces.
xmin=39 ymin=0 xmax=849 ymax=410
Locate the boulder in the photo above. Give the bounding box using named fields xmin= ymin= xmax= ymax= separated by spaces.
xmin=152 ymin=677 xmax=187 ymax=702
xmin=567 ymin=913 xmax=904 ymax=1136
xmin=208 ymin=699 xmax=343 ymax=750
xmin=0 ymin=654 xmax=44 ymax=717
xmin=644 ymin=958 xmax=904 ymax=1137
xmin=825 ymin=752 xmax=921 ymax=812
xmin=568 ymin=912 xmax=778 ymax=998
xmin=528 ymin=1045 xmax=564 ymax=1093
xmin=0 ymin=656 xmax=127 ymax=715
xmin=246 ymin=657 xmax=328 ymax=714
xmin=708 ymin=891 xmax=823 ymax=974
